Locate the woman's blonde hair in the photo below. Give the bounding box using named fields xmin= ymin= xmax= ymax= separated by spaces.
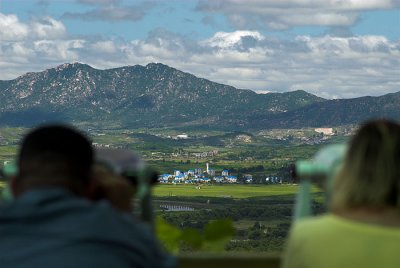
xmin=331 ymin=120 xmax=400 ymax=210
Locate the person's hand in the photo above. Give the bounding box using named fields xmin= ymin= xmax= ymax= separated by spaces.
xmin=89 ymin=165 xmax=135 ymax=213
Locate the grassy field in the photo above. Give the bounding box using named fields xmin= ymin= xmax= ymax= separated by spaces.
xmin=153 ymin=184 xmax=300 ymax=198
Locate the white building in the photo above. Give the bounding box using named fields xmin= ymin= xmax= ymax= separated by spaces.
xmin=314 ymin=128 xmax=334 ymax=136
xmin=208 ymin=169 xmax=216 ymax=176
xmin=176 ymin=134 xmax=189 ymax=139
xmin=226 ymin=176 xmax=237 ymax=183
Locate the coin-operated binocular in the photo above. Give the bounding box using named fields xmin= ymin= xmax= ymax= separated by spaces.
xmin=95 ymin=148 xmax=158 ymax=228
xmin=0 ymin=161 xmax=17 ymax=201
xmin=291 ymin=144 xmax=347 ymax=220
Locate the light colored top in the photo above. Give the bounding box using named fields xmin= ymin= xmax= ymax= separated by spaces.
xmin=282 ymin=214 xmax=400 ymax=268
xmin=0 ymin=188 xmax=176 ymax=268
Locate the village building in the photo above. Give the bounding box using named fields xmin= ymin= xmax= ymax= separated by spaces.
xmin=176 ymin=134 xmax=189 ymax=139
xmin=207 ymin=168 xmax=216 ymax=176
xmin=158 ymin=174 xmax=171 ymax=183
xmin=214 ymin=176 xmax=224 ymax=183
xmin=195 ymin=167 xmax=203 ymax=174
xmin=226 ymin=175 xmax=237 ymax=183
xmin=314 ymin=128 xmax=334 ymax=136
xmin=243 ymin=174 xmax=253 ymax=183
xmin=222 ymin=169 xmax=229 ymax=177
xmin=173 ymin=174 xmax=185 ymax=183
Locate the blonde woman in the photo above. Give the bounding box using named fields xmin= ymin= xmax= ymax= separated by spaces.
xmin=282 ymin=120 xmax=400 ymax=268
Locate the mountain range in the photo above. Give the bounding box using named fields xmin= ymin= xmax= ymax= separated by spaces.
xmin=0 ymin=62 xmax=398 ymax=130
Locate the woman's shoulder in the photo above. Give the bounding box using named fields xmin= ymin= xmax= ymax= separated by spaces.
xmin=294 ymin=214 xmax=335 ymax=229
xmin=290 ymin=214 xmax=336 ymax=236
xmin=293 ymin=212 xmax=400 ymax=237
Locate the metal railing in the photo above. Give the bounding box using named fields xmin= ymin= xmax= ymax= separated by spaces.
xmin=178 ymin=253 xmax=281 ymax=268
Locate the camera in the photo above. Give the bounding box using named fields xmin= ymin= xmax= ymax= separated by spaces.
xmin=1 ymin=161 xmax=17 ymax=179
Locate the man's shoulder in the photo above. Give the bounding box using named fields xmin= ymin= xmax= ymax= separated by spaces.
xmin=88 ymin=200 xmax=155 ymax=239
xmin=0 ymin=188 xmax=154 ymax=242
xmin=0 ymin=189 xmax=174 ymax=268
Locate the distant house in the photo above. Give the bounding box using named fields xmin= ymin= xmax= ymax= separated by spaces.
xmin=201 ymin=178 xmax=211 ymax=183
xmin=193 ymin=177 xmax=202 ymax=183
xmin=187 ymin=169 xmax=195 ymax=176
xmin=226 ymin=175 xmax=237 ymax=183
xmin=174 ymin=170 xmax=182 ymax=176
xmin=314 ymin=128 xmax=334 ymax=136
xmin=173 ymin=174 xmax=185 ymax=183
xmin=158 ymin=177 xmax=168 ymax=183
xmin=214 ymin=176 xmax=224 ymax=183
xmin=195 ymin=173 xmax=205 ymax=179
xmin=243 ymin=174 xmax=253 ymax=183
xmin=266 ymin=176 xmax=280 ymax=184
xmin=207 ymin=168 xmax=216 ymax=176
xmin=161 ymin=174 xmax=172 ymax=178
xmin=195 ymin=168 xmax=203 ymax=175
xmin=158 ymin=174 xmax=171 ymax=183
xmin=222 ymin=170 xmax=229 ymax=177
xmin=175 ymin=174 xmax=185 ymax=179
xmin=176 ymin=134 xmax=189 ymax=139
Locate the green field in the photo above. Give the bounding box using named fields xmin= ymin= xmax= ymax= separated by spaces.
xmin=153 ymin=184 xmax=300 ymax=198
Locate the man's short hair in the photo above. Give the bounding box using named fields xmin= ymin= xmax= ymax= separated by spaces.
xmin=16 ymin=125 xmax=93 ymax=193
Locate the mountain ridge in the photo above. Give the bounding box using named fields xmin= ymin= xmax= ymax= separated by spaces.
xmin=0 ymin=62 xmax=398 ymax=129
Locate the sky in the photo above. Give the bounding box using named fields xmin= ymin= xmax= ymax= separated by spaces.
xmin=0 ymin=0 xmax=399 ymax=99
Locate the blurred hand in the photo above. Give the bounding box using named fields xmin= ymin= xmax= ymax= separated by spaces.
xmin=89 ymin=165 xmax=135 ymax=213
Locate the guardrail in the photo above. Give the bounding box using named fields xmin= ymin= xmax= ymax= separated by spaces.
xmin=178 ymin=253 xmax=281 ymax=268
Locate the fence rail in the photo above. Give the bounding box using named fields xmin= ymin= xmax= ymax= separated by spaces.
xmin=178 ymin=253 xmax=281 ymax=268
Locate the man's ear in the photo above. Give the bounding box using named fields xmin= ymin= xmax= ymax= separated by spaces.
xmin=85 ymin=175 xmax=102 ymax=201
xmin=10 ymin=176 xmax=20 ymax=198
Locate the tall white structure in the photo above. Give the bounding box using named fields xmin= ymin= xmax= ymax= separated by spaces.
xmin=206 ymin=162 xmax=209 ymax=174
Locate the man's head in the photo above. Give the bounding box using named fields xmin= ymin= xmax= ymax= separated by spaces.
xmin=13 ymin=125 xmax=93 ymax=197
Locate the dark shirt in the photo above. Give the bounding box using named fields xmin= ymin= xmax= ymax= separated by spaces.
xmin=0 ymin=188 xmax=176 ymax=268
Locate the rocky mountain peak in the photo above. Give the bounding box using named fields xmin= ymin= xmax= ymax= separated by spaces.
xmin=1 ymin=62 xmax=395 ymax=129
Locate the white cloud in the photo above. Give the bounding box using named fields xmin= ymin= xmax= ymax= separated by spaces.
xmin=0 ymin=14 xmax=28 ymax=41
xmin=11 ymin=43 xmax=35 ymax=59
xmin=196 ymin=0 xmax=400 ymax=29
xmin=90 ymin=41 xmax=117 ymax=54
xmin=0 ymin=14 xmax=66 ymax=41
xmin=0 ymin=13 xmax=399 ymax=99
xmin=31 ymin=17 xmax=66 ymax=39
xmin=62 ymin=6 xmax=145 ymax=21
xmin=63 ymin=1 xmax=156 ymax=22
xmin=33 ymin=40 xmax=85 ymax=60
xmin=78 ymin=0 xmax=120 ymax=5
xmin=281 ymin=12 xmax=357 ymax=26
xmin=201 ymin=31 xmax=264 ymax=48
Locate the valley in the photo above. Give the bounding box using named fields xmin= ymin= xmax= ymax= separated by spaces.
xmin=0 ymin=63 xmax=395 ymax=253
xmin=0 ymin=125 xmax=340 ymax=253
